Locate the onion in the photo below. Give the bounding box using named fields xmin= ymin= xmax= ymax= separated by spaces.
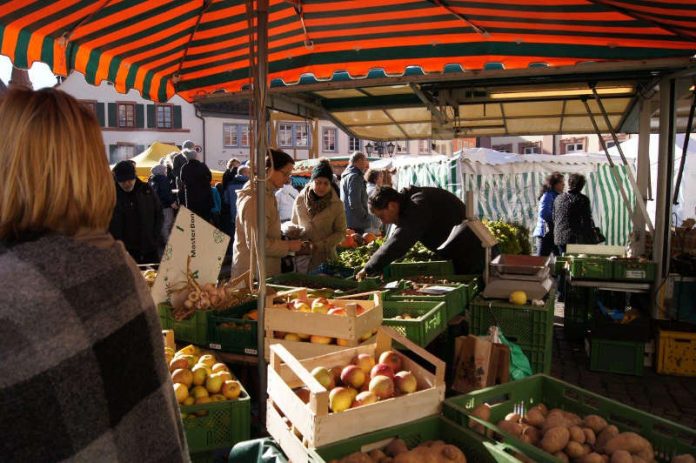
xmin=184 ymin=299 xmax=194 ymax=309
xmin=210 ymin=295 xmax=220 ymax=306
xmin=188 ymin=291 xmax=200 ymax=302
xmin=199 ymin=299 xmax=210 ymax=309
xmin=203 ymin=283 xmax=216 ymax=293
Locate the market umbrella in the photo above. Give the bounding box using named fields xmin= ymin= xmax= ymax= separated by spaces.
xmin=1 ymin=0 xmax=695 ymax=419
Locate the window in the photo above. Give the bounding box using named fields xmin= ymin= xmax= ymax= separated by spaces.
xmin=348 ymin=137 xmax=361 ymax=152
xmin=520 ymin=142 xmax=542 ymax=155
xmin=492 ymin=144 xmax=513 ymax=153
xmin=396 ymin=141 xmax=409 ymax=154
xmin=418 ymin=140 xmax=431 ymax=154
xmin=156 ymin=104 xmax=173 ymax=129
xmin=322 ymin=127 xmax=337 ymax=152
xmin=566 ymin=143 xmax=584 ymax=153
xmin=223 ymin=123 xmax=250 ymax=147
xmin=80 ymin=100 xmax=97 ymax=115
xmin=277 ymin=122 xmax=310 ymax=149
xmin=117 ymin=103 xmax=135 ymax=128
xmin=606 ymin=141 xmax=616 ymax=149
xmin=109 ymin=143 xmax=136 ymax=164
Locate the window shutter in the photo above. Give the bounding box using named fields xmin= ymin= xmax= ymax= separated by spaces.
xmin=173 ymin=106 xmax=182 ymax=129
xmin=147 ymin=104 xmax=156 ymax=128
xmin=135 ymin=104 xmax=145 ymax=128
xmin=96 ymin=103 xmax=106 ymax=127
xmin=107 ymin=103 xmax=117 ymax=127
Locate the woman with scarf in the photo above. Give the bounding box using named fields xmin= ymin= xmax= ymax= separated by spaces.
xmin=291 ymin=160 xmax=347 ymax=272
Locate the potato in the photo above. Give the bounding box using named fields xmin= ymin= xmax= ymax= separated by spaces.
xmin=672 ymin=456 xmax=696 ymax=463
xmin=535 ymin=403 xmax=549 ymax=416
xmin=604 ymin=433 xmax=654 ymax=463
xmin=543 ymin=412 xmax=572 ymax=431
xmin=338 ymin=452 xmax=373 ymax=463
xmin=505 ymin=412 xmax=521 ymax=423
xmin=611 ymin=450 xmax=633 ymax=463
xmin=564 ymin=411 xmax=583 ymax=426
xmin=583 ymin=428 xmax=597 ymax=446
xmin=441 ymin=445 xmax=467 ymax=463
xmin=596 ymin=425 xmax=620 ymax=452
xmin=469 ymin=403 xmax=491 ymax=432
xmin=579 ymin=453 xmax=605 ymax=463
xmin=524 ymin=408 xmax=546 ymax=427
xmin=584 ymin=415 xmax=609 ymax=434
xmin=498 ymin=419 xmax=523 ymax=437
xmin=566 ymin=441 xmax=587 ymax=458
xmin=633 ymin=457 xmax=648 ymax=463
xmin=569 ymin=426 xmax=587 ymax=444
xmin=384 ymin=439 xmax=408 ymax=457
xmin=541 ymin=426 xmax=570 ymax=454
xmin=554 ymin=452 xmax=570 ymax=463
xmin=368 ymin=449 xmax=387 ymax=461
xmin=520 ymin=426 xmax=541 ymax=445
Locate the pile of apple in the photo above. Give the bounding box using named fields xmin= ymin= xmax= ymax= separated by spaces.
xmin=167 ymin=345 xmax=243 ymax=416
xmin=294 ymin=350 xmax=419 ymax=413
xmin=275 ymin=296 xmax=375 ymax=346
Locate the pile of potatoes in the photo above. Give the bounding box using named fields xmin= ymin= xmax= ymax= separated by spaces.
xmin=469 ymin=403 xmax=695 ymax=463
xmin=328 ymin=438 xmax=467 ymax=463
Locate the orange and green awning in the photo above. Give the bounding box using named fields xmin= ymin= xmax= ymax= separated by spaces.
xmin=0 ymin=0 xmax=695 ymax=103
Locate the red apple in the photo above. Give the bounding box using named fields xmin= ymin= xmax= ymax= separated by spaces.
xmin=369 ymin=375 xmax=395 ymax=399
xmin=352 ymin=353 xmax=376 ymax=375
xmin=379 ymin=350 xmax=403 ymax=372
xmin=370 ymin=363 xmax=394 ymax=380
xmin=328 ymin=307 xmax=347 ymax=316
xmin=351 ymin=390 xmax=378 ymax=408
xmin=394 ymin=370 xmax=417 ymax=394
xmin=340 ymin=365 xmax=366 ymax=389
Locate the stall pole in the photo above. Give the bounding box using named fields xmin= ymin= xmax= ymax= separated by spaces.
xmin=633 ymin=97 xmax=653 ymax=256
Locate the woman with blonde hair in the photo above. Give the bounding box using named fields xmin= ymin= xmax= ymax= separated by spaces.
xmin=0 ymin=88 xmax=188 ymax=462
xmin=291 ymin=160 xmax=347 ymax=272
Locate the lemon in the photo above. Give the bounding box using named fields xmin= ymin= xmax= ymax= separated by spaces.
xmin=509 ymin=291 xmax=528 ymax=305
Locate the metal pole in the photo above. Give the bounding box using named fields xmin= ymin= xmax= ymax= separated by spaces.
xmin=633 ymin=97 xmax=652 ymax=256
xmin=672 ymin=91 xmax=696 ymax=205
xmin=254 ymin=0 xmax=269 ymax=426
xmin=653 ymin=78 xmax=677 ymax=316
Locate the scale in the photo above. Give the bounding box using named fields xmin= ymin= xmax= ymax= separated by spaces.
xmin=483 ymin=254 xmax=555 ymax=300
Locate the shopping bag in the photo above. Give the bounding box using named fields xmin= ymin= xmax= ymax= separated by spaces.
xmin=497 ymin=332 xmax=533 ymax=381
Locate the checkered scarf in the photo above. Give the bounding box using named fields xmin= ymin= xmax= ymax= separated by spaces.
xmin=0 ymin=233 xmax=189 ymax=462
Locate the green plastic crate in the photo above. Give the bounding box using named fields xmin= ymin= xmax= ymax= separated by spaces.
xmin=588 ymin=337 xmax=645 ymax=376
xmin=569 ymin=256 xmax=614 ymax=280
xmin=309 ymin=415 xmax=525 ymax=463
xmin=158 ymin=303 xmax=209 ymax=346
xmin=386 ymin=283 xmax=468 ymax=321
xmin=181 ymin=382 xmax=251 ymax=453
xmin=469 ymin=292 xmax=554 ymax=374
xmin=207 ymin=300 xmax=258 ymax=355
xmin=443 ymin=374 xmax=696 ymax=463
xmin=382 ymin=300 xmax=447 ymax=347
xmin=563 ymin=284 xmax=594 ymax=342
xmin=613 ymin=258 xmax=657 ymax=282
xmin=553 ymin=256 xmax=569 ymax=276
xmin=384 ymin=260 xmax=454 ymax=279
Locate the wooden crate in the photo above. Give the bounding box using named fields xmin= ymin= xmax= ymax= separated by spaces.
xmin=264 ymin=336 xmax=376 ymax=362
xmin=265 ymin=288 xmax=383 ymax=347
xmin=266 ymin=327 xmax=446 ymax=462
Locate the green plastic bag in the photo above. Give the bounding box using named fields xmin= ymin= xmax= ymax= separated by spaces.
xmin=228 ymin=438 xmax=289 ymax=463
xmin=497 ymin=332 xmax=533 ymax=381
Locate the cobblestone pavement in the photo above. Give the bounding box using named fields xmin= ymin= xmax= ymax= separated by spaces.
xmin=551 ymin=320 xmax=696 ymax=430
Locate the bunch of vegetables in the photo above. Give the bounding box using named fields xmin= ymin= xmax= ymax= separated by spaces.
xmin=167 ymin=259 xmax=255 ymax=321
xmin=400 ymin=241 xmax=437 ymax=262
xmin=469 ymin=403 xmax=694 ymax=463
xmin=483 ymin=220 xmax=531 ymax=255
xmin=335 ymin=239 xmax=384 ymax=269
xmin=329 ymin=437 xmax=467 ymax=463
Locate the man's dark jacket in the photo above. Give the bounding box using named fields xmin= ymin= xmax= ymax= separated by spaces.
xmin=178 ymin=159 xmax=213 ymax=220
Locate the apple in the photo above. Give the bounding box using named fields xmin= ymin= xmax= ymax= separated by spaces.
xmin=191 ymin=364 xmax=208 ymax=386
xmin=177 ymin=354 xmax=196 ymax=369
xmin=295 ymin=387 xmax=311 ymax=404
xmin=210 ymin=394 xmax=226 ymax=402
xmin=195 ymin=396 xmax=212 ymax=405
xmin=394 ymin=371 xmax=417 ymax=394
xmin=370 ymin=363 xmax=395 ymax=380
xmin=221 ymin=380 xmax=242 ymax=400
xmin=191 ymin=385 xmax=209 ymax=399
xmin=379 ymin=350 xmax=402 ymax=373
xmin=311 ymin=366 xmax=334 ymax=390
xmin=217 ymin=371 xmax=234 ymax=382
xmin=369 ymin=375 xmax=395 ymax=399
xmin=329 ymin=366 xmax=343 ymax=385
xmin=211 ymin=363 xmax=229 ymax=373
xmin=311 ymin=298 xmax=330 ymax=314
xmin=310 ymin=335 xmax=333 ymax=345
xmin=171 ymin=368 xmax=194 ymax=388
xmin=173 ymin=383 xmax=188 ymax=403
xmin=294 ymin=301 xmax=311 ymax=312
xmin=347 ymin=387 xmax=359 ymax=402
xmin=205 ymin=373 xmax=224 ymax=394
xmin=340 ymin=365 xmax=366 ymax=389
xmin=351 ymin=390 xmax=378 ymax=407
xmin=169 ymin=357 xmax=189 ymax=372
xmin=328 ymin=307 xmax=346 ymax=316
xmin=360 ymin=331 xmax=373 ymax=342
xmin=297 ymin=333 xmax=310 ymax=340
xmin=197 ymin=354 xmax=216 ymax=367
xmin=183 ymin=396 xmax=195 ymax=406
xmin=336 ymin=338 xmax=351 ymax=347
xmin=353 ymin=353 xmax=376 ymax=375
xmin=329 ymin=387 xmax=353 ymax=413
xmin=284 ymin=333 xmax=301 ymax=342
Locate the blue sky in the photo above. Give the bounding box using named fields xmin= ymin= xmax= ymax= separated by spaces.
xmin=0 ymin=55 xmax=57 ymax=89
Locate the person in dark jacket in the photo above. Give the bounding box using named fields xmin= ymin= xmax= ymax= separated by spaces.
xmin=533 ymin=172 xmax=564 ymax=256
xmin=224 ymin=164 xmax=250 ymax=239
xmin=178 ymin=148 xmax=213 ymax=222
xmin=553 ymin=173 xmax=595 ymax=253
xmin=340 ymin=151 xmax=370 ymax=233
xmin=222 ymin=157 xmax=241 ymax=190
xmin=149 ymin=164 xmax=178 ymax=249
xmin=109 ymin=160 xmax=164 ymax=264
xmin=356 ymin=186 xmax=491 ymax=279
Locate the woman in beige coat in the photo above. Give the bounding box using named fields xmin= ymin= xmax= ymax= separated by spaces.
xmin=292 ymin=160 xmax=347 ymax=272
xmin=232 ymin=149 xmax=303 ymax=278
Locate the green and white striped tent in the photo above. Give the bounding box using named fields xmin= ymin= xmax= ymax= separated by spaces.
xmin=389 ymin=150 xmax=635 ymax=247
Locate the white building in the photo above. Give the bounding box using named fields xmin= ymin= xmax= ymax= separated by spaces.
xmin=479 ymin=133 xmax=636 ymax=155
xmin=59 ymin=73 xmax=203 ymax=164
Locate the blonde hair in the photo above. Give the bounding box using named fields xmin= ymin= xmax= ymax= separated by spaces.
xmin=0 ymin=88 xmax=115 ymax=240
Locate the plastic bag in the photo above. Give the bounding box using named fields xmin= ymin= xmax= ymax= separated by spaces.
xmin=228 ymin=438 xmax=289 ymax=463
xmin=497 ymin=332 xmax=533 ymax=381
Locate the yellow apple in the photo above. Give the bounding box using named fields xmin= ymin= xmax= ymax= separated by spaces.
xmin=176 ymin=344 xmax=199 ymax=357
xmin=394 ymin=370 xmax=417 ymax=394
xmin=210 ymin=394 xmax=227 ymax=402
xmin=284 ymin=333 xmax=302 ymax=342
xmin=336 ymin=338 xmax=350 ymax=347
xmin=329 ymin=387 xmax=353 ymax=413
xmin=191 ymin=364 xmax=208 ymax=386
xmin=206 ymin=373 xmax=224 ymax=394
xmin=169 ymin=357 xmax=189 ymax=372
xmin=211 ymin=363 xmax=229 ymax=373
xmin=173 ymin=383 xmax=188 ymax=403
xmin=222 ymin=380 xmax=242 ymax=400
xmin=310 ymin=335 xmax=333 ymax=345
xmin=197 ymin=354 xmax=216 ymax=367
xmin=294 ymin=301 xmax=311 ymax=312
xmin=171 ymin=368 xmax=194 ymax=388
xmin=216 ymin=371 xmax=233 ymax=382
xmin=353 ymin=353 xmax=376 ymax=375
xmin=182 ymin=396 xmax=195 ymax=406
xmin=191 ymin=385 xmax=209 ymax=399
xmin=351 ymin=390 xmax=378 ymax=408
xmin=311 ymin=299 xmax=329 ymax=314
xmin=297 ymin=333 xmax=310 ymax=340
xmin=311 ymin=366 xmax=334 ymax=390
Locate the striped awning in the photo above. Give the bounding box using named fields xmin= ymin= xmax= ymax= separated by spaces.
xmin=1 ymin=0 xmax=695 ymax=103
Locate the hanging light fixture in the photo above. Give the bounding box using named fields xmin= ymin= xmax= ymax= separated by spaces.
xmin=387 ymin=141 xmax=396 ymax=155
xmin=365 ymin=142 xmax=374 ymax=155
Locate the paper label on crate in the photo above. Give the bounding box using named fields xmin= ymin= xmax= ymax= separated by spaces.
xmin=151 ymin=207 xmax=230 ymax=304
xmin=625 ymin=270 xmax=646 ymax=279
xmin=418 ymin=285 xmax=456 ymax=295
